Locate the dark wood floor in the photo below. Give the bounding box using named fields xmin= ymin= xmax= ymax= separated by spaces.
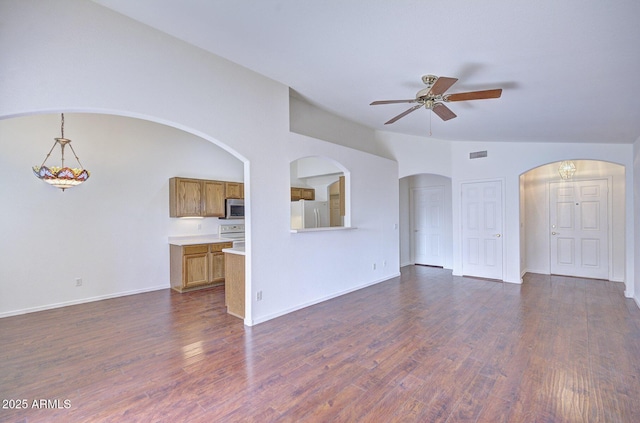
xmin=2 ymin=266 xmax=640 ymax=422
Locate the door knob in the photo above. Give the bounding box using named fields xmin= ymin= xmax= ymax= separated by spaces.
xmin=552 ymin=231 xmax=559 ymax=235
xmin=495 ymin=234 xmax=501 ymax=237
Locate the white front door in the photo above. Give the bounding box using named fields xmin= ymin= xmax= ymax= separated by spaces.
xmin=549 ymin=179 xmax=608 ymax=279
xmin=412 ymin=186 xmax=445 ymax=267
xmin=461 ymin=180 xmax=503 ymax=280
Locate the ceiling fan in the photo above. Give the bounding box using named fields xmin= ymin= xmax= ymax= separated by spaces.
xmin=370 ymin=75 xmax=502 ymax=124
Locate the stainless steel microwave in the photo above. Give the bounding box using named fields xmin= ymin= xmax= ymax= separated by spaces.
xmin=225 ymin=198 xmax=244 ymax=219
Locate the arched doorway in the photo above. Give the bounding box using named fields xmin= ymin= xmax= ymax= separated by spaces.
xmin=520 ymin=160 xmax=625 ymax=282
xmin=400 ymin=173 xmax=453 ymax=269
xmin=0 ymin=112 xmax=247 ymax=317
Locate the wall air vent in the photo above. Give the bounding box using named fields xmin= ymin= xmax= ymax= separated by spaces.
xmin=469 ymin=150 xmax=488 ymax=159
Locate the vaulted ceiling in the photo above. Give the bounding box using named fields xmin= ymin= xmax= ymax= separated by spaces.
xmin=93 ymin=0 xmax=640 ymax=144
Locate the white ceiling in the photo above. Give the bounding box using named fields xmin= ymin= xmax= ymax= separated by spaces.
xmin=93 ymin=0 xmax=640 ymax=144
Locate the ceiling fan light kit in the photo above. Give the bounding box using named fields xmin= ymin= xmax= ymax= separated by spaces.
xmin=370 ymin=74 xmax=502 ymax=125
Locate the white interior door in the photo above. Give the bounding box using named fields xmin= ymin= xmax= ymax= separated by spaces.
xmin=461 ymin=180 xmax=503 ymax=280
xmin=549 ymin=179 xmax=608 ymax=279
xmin=412 ymin=186 xmax=445 ymax=267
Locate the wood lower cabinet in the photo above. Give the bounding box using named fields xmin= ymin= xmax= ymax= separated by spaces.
xmin=209 ymin=243 xmax=228 ymax=283
xmin=170 ymin=242 xmax=232 ymax=292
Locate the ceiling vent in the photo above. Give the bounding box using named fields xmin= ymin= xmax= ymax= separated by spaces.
xmin=469 ymin=150 xmax=488 ymax=159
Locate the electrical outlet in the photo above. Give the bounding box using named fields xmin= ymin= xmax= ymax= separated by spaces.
xmin=257 ymin=290 xmax=263 ymax=301
xmin=75 ymin=278 xmax=82 ymax=287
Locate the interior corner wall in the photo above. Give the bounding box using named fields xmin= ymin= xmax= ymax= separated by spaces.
xmin=633 ymin=137 xmax=640 ymax=305
xmin=289 ymin=94 xmax=383 ymax=157
xmin=399 ymin=177 xmax=411 ymax=267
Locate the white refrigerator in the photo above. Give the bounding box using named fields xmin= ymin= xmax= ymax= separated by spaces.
xmin=290 ymin=200 xmax=329 ymax=229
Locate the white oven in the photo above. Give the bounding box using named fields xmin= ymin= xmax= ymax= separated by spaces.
xmin=219 ymin=224 xmax=245 ymax=247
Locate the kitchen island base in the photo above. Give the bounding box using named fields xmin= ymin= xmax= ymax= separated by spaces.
xmin=224 ymin=251 xmax=245 ymax=319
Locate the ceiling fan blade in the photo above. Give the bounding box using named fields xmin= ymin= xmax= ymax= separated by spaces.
xmin=370 ymin=99 xmax=417 ymax=105
xmin=428 ymin=77 xmax=458 ymax=96
xmin=446 ymin=88 xmax=502 ymax=102
xmin=432 ymin=103 xmax=457 ymax=121
xmin=384 ymin=104 xmax=423 ymax=125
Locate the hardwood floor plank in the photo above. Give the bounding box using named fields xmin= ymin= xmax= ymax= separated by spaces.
xmin=2 ymin=268 xmax=640 ymax=422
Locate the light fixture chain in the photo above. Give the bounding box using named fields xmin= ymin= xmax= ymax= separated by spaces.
xmin=60 ymin=113 xmax=64 ymax=138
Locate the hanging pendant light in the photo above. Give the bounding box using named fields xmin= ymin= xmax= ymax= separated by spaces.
xmin=32 ymin=113 xmax=90 ymax=191
xmin=558 ymin=160 xmax=576 ymax=180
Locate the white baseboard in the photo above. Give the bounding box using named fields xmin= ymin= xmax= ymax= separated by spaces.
xmin=522 ymin=268 xmax=549 ymax=276
xmin=246 ymin=272 xmax=401 ymax=326
xmin=0 ymin=284 xmax=169 ymax=319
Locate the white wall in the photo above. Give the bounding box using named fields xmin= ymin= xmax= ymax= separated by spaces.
xmin=522 ymin=160 xmax=626 ymax=281
xmin=380 ymin=134 xmax=635 ymax=291
xmin=289 ymin=93 xmax=385 ymax=158
xmin=0 ymin=113 xmax=243 ymax=316
xmin=0 ymin=0 xmax=400 ymax=324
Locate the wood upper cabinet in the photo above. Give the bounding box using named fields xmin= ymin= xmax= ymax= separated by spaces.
xmin=170 ymin=177 xmax=241 ymax=217
xmin=170 ymin=178 xmax=202 ymax=217
xmin=170 ymin=242 xmax=232 ymax=292
xmin=203 ymin=181 xmax=225 ymax=217
xmin=225 ymin=182 xmax=244 ymax=199
xmin=291 ymin=187 xmax=315 ymax=201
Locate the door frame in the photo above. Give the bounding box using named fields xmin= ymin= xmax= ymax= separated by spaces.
xmin=459 ymin=178 xmax=506 ymax=280
xmin=410 ymin=185 xmax=446 ymax=267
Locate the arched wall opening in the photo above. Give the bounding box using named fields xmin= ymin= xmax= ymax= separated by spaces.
xmin=0 ymin=111 xmax=248 ymax=317
xmin=399 ymin=173 xmax=453 ymax=269
xmin=519 ymin=159 xmax=626 ymax=283
xmin=289 ymin=156 xmax=351 ymax=230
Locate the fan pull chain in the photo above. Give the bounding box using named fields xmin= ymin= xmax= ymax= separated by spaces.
xmin=429 ymin=109 xmax=432 ymax=136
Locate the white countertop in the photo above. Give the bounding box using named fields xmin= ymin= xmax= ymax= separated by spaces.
xmin=222 ymin=247 xmax=245 ymax=256
xmin=168 ymin=235 xmax=238 ymax=246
